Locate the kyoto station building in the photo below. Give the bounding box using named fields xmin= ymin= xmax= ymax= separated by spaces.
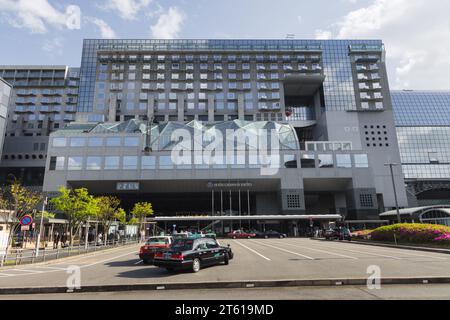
xmin=41 ymin=39 xmax=408 ymax=236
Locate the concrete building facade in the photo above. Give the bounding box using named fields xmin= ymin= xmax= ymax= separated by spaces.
xmin=0 ymin=66 xmax=79 ymax=187
xmin=40 ymin=39 xmax=408 ymax=234
xmin=0 ymin=78 xmax=12 ymax=161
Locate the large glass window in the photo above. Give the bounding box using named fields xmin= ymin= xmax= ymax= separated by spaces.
xmin=68 ymin=157 xmax=83 ymax=170
xmin=301 ymin=154 xmax=315 ymax=168
xmin=159 ymin=155 xmax=173 ymax=169
xmin=336 ymin=154 xmax=352 ymax=168
xmin=141 ymin=156 xmax=156 ymax=170
xmin=318 ymin=154 xmax=334 ymax=168
xmin=106 ymin=137 xmax=121 ymax=147
xmin=53 ymin=137 xmax=66 ymax=147
xmin=104 ymin=156 xmax=119 ymax=170
xmin=354 ymin=154 xmax=369 ymax=168
xmin=49 ymin=156 xmax=65 ymax=170
xmin=124 ymin=137 xmax=140 ymax=147
xmin=86 ymin=157 xmax=102 ymax=170
xmin=123 ymin=156 xmax=138 ymax=170
xmin=88 ymin=137 xmax=103 ymax=147
xmin=70 ymin=137 xmax=85 ymax=147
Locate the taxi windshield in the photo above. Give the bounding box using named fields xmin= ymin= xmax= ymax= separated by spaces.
xmin=171 ymin=239 xmax=195 ymax=251
xmin=146 ymin=237 xmax=168 ymax=245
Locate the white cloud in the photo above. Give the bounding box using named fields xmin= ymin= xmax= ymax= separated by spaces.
xmin=101 ymin=0 xmax=152 ymax=20
xmin=314 ymin=29 xmax=332 ymax=40
xmin=150 ymin=7 xmax=185 ymax=39
xmin=323 ymin=0 xmax=450 ymax=89
xmin=87 ymin=17 xmax=117 ymax=39
xmin=0 ymin=0 xmax=80 ymax=33
xmin=42 ymin=37 xmax=64 ymax=56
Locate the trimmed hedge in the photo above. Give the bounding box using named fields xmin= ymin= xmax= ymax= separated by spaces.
xmin=370 ymin=223 xmax=450 ymax=243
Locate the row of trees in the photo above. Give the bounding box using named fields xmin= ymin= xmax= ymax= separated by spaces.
xmin=50 ymin=186 xmax=154 ymax=246
xmin=0 ymin=180 xmax=154 ymax=250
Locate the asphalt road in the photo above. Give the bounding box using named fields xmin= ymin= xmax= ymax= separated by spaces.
xmin=1 ymin=238 xmax=450 ymax=290
xmin=2 ymin=284 xmax=450 ymax=300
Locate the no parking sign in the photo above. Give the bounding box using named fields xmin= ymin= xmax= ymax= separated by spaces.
xmin=20 ymin=215 xmax=33 ymax=227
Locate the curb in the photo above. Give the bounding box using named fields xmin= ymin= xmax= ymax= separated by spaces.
xmin=313 ymin=238 xmax=450 ymax=255
xmin=1 ymin=277 xmax=450 ymax=295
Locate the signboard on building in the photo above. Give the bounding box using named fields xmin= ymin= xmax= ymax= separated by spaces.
xmin=116 ymin=182 xmax=140 ymax=191
xmin=207 ymin=182 xmax=253 ymax=189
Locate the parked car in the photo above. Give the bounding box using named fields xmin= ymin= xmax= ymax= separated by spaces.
xmin=139 ymin=236 xmax=173 ymax=264
xmin=324 ymin=228 xmax=351 ymax=241
xmin=261 ymin=230 xmax=287 ymax=239
xmin=324 ymin=229 xmax=339 ymax=240
xmin=153 ymin=237 xmax=234 ymax=273
xmin=227 ymin=230 xmax=257 ymax=239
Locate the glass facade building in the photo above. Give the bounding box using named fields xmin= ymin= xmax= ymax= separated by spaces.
xmin=392 ymin=90 xmax=450 ymax=206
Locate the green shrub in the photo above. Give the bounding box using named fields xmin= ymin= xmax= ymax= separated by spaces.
xmin=370 ymin=223 xmax=450 ymax=243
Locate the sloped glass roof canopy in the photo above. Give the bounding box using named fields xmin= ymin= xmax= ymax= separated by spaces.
xmin=57 ymin=119 xmax=300 ymax=151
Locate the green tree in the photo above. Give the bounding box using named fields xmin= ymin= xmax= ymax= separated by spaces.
xmin=96 ymin=196 xmax=124 ymax=245
xmin=1 ymin=179 xmax=42 ymax=250
xmin=50 ymin=187 xmax=98 ymax=246
xmin=130 ymin=202 xmax=154 ymax=236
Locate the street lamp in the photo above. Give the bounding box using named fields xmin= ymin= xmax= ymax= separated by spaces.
xmin=385 ymin=163 xmax=401 ymax=224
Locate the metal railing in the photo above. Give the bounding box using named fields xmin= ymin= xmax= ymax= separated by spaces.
xmin=0 ymin=237 xmax=140 ymax=267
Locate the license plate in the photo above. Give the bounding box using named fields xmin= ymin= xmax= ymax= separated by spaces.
xmin=164 ymin=253 xmax=171 ymax=260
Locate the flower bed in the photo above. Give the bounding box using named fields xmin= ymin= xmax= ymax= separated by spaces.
xmin=369 ymin=223 xmax=450 ymax=244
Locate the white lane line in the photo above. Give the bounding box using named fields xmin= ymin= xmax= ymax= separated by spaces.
xmin=233 ymin=240 xmax=271 ymax=261
xmin=6 ymin=269 xmax=43 ymax=273
xmin=281 ymin=241 xmax=358 ymax=260
xmin=320 ymin=241 xmax=447 ymax=260
xmin=83 ymin=250 xmax=138 ymax=268
xmin=36 ymin=266 xmax=68 ymax=270
xmin=316 ymin=243 xmax=403 ymax=260
xmin=134 ymin=260 xmax=143 ymax=265
xmin=251 ymin=240 xmax=315 ymax=260
xmin=0 ymin=273 xmax=14 ymax=277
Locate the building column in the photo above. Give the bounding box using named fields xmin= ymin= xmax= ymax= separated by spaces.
xmin=147 ymin=94 xmax=154 ymax=120
xmin=177 ymin=94 xmax=184 ymax=122
xmin=238 ymin=93 xmax=245 ymax=120
xmin=108 ymin=94 xmax=117 ymax=122
xmin=208 ymin=95 xmax=215 ymax=122
xmin=280 ymin=173 xmax=305 ymax=215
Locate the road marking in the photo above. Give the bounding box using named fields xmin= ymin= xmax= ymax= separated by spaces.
xmin=233 ymin=240 xmax=271 ymax=261
xmin=0 ymin=273 xmax=14 ymax=277
xmin=251 ymin=240 xmax=315 ymax=260
xmin=316 ymin=243 xmax=403 ymax=260
xmin=281 ymin=241 xmax=359 ymax=260
xmin=134 ymin=260 xmax=143 ymax=265
xmin=6 ymin=269 xmax=43 ymax=273
xmin=319 ymin=241 xmax=447 ymax=260
xmin=83 ymin=250 xmax=138 ymax=268
xmin=35 ymin=266 xmax=68 ymax=270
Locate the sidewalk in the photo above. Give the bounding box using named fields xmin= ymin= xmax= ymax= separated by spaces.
xmin=0 ymin=239 xmax=140 ymax=268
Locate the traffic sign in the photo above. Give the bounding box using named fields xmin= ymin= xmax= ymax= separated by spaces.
xmin=21 ymin=225 xmax=30 ymax=231
xmin=20 ymin=215 xmax=33 ymax=227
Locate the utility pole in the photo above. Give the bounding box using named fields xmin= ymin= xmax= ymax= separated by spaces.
xmin=35 ymin=197 xmax=47 ymax=257
xmin=385 ymin=163 xmax=401 ymax=224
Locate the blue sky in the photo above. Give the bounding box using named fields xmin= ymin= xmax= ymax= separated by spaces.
xmin=0 ymin=0 xmax=449 ymax=90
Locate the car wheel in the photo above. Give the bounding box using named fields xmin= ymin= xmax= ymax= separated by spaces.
xmin=279 ymin=235 xmax=284 ymax=239
xmin=232 ymin=236 xmax=237 ymax=239
xmin=224 ymin=253 xmax=229 ymax=265
xmin=166 ymin=267 xmax=174 ymax=272
xmin=264 ymin=235 xmax=269 ymax=239
xmin=192 ymin=258 xmax=201 ymax=273
xmin=142 ymin=259 xmax=150 ymax=265
xmin=247 ymin=236 xmax=251 ymax=239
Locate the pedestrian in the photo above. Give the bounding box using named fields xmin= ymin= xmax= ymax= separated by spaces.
xmin=53 ymin=231 xmax=60 ymax=249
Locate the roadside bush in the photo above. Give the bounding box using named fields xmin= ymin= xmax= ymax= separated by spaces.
xmin=351 ymin=230 xmax=373 ymax=240
xmin=370 ymin=223 xmax=450 ymax=244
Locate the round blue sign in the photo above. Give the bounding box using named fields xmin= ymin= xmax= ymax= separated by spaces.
xmin=20 ymin=215 xmax=33 ymax=226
